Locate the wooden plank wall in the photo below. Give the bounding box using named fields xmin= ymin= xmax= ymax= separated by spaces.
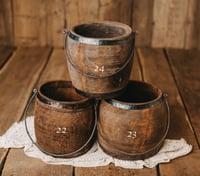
xmin=0 ymin=0 xmax=199 ymax=49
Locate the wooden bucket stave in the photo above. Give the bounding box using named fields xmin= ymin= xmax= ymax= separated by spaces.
xmin=98 ymin=80 xmax=170 ymax=160
xmin=64 ymin=21 xmax=136 ymax=99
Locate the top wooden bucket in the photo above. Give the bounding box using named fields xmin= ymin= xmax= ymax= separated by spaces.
xmin=64 ymin=21 xmax=137 ymax=99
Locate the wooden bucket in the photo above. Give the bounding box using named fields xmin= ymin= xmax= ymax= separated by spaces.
xmin=64 ymin=21 xmax=137 ymax=99
xmin=33 ymin=81 xmax=96 ymax=158
xmin=98 ymin=80 xmax=170 ymax=160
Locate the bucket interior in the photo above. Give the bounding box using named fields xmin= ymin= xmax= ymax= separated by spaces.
xmin=115 ymin=81 xmax=161 ymax=103
xmin=40 ymin=81 xmax=86 ymax=102
xmin=73 ymin=23 xmax=129 ymax=38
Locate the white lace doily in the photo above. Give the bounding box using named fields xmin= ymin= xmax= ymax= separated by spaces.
xmin=0 ymin=116 xmax=192 ymax=169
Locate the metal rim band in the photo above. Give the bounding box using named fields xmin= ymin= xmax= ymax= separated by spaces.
xmin=68 ymin=30 xmax=135 ymax=45
xmin=106 ymin=93 xmax=167 ymax=110
xmin=37 ymin=92 xmax=93 ymax=110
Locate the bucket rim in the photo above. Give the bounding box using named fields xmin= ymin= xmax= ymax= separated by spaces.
xmin=68 ymin=21 xmax=135 ymax=45
xmin=37 ymin=80 xmax=93 ymax=108
xmin=105 ymin=80 xmax=164 ymax=110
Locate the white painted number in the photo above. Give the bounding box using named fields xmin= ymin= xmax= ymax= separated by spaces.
xmin=56 ymin=127 xmax=67 ymax=134
xmin=127 ymin=131 xmax=137 ymax=139
xmin=94 ymin=65 xmax=104 ymax=72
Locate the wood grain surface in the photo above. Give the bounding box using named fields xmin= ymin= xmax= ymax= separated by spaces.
xmin=0 ymin=0 xmax=199 ymax=49
xmin=0 ymin=47 xmax=199 ymax=175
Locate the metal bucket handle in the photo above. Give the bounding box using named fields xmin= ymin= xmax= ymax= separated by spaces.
xmin=63 ymin=29 xmax=138 ymax=79
xmin=99 ymin=93 xmax=170 ymax=157
xmin=24 ymin=88 xmax=97 ymax=158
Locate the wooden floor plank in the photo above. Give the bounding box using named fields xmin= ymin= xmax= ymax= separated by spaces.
xmin=0 ymin=46 xmax=14 ymax=70
xmin=0 ymin=47 xmax=51 ymax=135
xmin=75 ymin=50 xmax=158 ymax=175
xmin=0 ymin=47 xmax=51 ymax=174
xmin=0 ymin=148 xmax=8 ymax=173
xmin=159 ymin=150 xmax=200 ymax=176
xmin=166 ymin=49 xmax=200 ymax=147
xmin=37 ymin=48 xmax=70 ymax=84
xmin=2 ymin=149 xmax=72 ymax=176
xmin=137 ymin=48 xmax=200 ymax=175
xmin=1 ymin=47 xmax=199 ymax=175
xmin=1 ymin=48 xmax=73 ymax=175
xmin=75 ymin=163 xmax=157 ymax=176
xmin=137 ymin=48 xmax=198 ymax=149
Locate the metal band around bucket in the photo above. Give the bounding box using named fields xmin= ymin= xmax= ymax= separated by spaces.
xmin=24 ymin=89 xmax=97 ymax=158
xmin=67 ymin=30 xmax=136 ymax=45
xmin=99 ymin=93 xmax=170 ymax=157
xmin=106 ymin=93 xmax=166 ymax=110
xmin=64 ymin=29 xmax=135 ymax=79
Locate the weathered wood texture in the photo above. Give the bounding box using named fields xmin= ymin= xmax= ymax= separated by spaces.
xmin=137 ymin=48 xmax=200 ymax=175
xmin=132 ymin=0 xmax=153 ymax=47
xmin=0 ymin=47 xmax=51 ymax=173
xmin=184 ymin=0 xmax=200 ymax=49
xmin=0 ymin=46 xmax=14 ymax=69
xmin=2 ymin=149 xmax=72 ymax=176
xmin=166 ymin=49 xmax=200 ymax=147
xmin=0 ymin=0 xmax=199 ymax=48
xmin=151 ymin=0 xmax=188 ymax=48
xmin=137 ymin=48 xmax=198 ymax=149
xmin=1 ymin=48 xmax=73 ymax=175
xmin=0 ymin=47 xmax=200 ymax=175
xmin=0 ymin=0 xmax=13 ymax=46
xmin=75 ymin=163 xmax=157 ymax=176
xmin=0 ymin=47 xmax=51 ymax=135
xmin=75 ymin=49 xmax=158 ymax=176
xmin=159 ymin=151 xmax=200 ymax=176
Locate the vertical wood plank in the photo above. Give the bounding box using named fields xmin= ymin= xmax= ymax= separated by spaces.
xmin=65 ymin=0 xmax=99 ymax=28
xmin=78 ymin=0 xmax=99 ymax=22
xmin=46 ymin=0 xmax=65 ymax=47
xmin=0 ymin=0 xmax=13 ymax=46
xmin=0 ymin=46 xmax=14 ymax=69
xmin=185 ymin=0 xmax=200 ymax=49
xmin=99 ymin=0 xmax=132 ymax=25
xmin=65 ymin=0 xmax=132 ymax=29
xmin=132 ymin=0 xmax=153 ymax=47
xmin=64 ymin=0 xmax=79 ymax=28
xmin=151 ymin=0 xmax=188 ymax=48
xmin=13 ymin=0 xmax=47 ymax=46
xmin=1 ymin=0 xmax=200 ymax=48
xmin=151 ymin=0 xmax=168 ymax=47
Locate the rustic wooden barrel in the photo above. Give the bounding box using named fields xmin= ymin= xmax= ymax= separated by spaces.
xmin=34 ymin=81 xmax=96 ymax=158
xmin=98 ymin=80 xmax=170 ymax=160
xmin=64 ymin=21 xmax=136 ymax=99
